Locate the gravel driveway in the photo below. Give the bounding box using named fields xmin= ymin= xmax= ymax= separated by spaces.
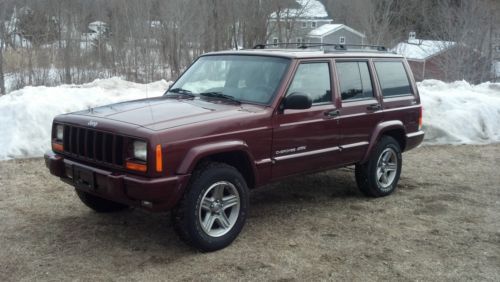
xmin=0 ymin=145 xmax=499 ymax=281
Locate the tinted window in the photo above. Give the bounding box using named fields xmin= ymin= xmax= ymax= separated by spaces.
xmin=337 ymin=62 xmax=373 ymax=101
xmin=374 ymin=61 xmax=412 ymax=97
xmin=286 ymin=63 xmax=331 ymax=104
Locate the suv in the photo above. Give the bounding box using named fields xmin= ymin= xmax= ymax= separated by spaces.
xmin=45 ymin=44 xmax=424 ymax=252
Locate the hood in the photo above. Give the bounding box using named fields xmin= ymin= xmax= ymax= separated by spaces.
xmin=70 ymin=97 xmax=265 ymax=131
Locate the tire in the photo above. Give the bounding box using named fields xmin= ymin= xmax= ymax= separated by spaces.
xmin=355 ymin=136 xmax=402 ymax=197
xmin=75 ymin=189 xmax=129 ymax=213
xmin=172 ymin=162 xmax=249 ymax=252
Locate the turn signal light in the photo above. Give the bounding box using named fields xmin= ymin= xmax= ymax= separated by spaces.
xmin=52 ymin=142 xmax=64 ymax=152
xmin=155 ymin=145 xmax=163 ymax=172
xmin=126 ymin=161 xmax=147 ymax=172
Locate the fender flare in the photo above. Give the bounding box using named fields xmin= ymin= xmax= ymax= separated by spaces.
xmin=176 ymin=140 xmax=257 ymax=176
xmin=360 ymin=120 xmax=406 ymax=164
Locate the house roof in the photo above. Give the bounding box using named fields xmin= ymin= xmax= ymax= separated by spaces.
xmin=392 ymin=39 xmax=456 ymax=61
xmin=270 ymin=0 xmax=330 ymax=19
xmin=308 ymin=24 xmax=365 ymax=38
xmin=88 ymin=21 xmax=108 ymax=33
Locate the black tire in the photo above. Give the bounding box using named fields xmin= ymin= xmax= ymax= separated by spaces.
xmin=355 ymin=136 xmax=402 ymax=197
xmin=172 ymin=162 xmax=249 ymax=252
xmin=75 ymin=189 xmax=129 ymax=213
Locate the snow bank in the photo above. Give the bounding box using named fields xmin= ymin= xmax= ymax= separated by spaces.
xmin=0 ymin=78 xmax=499 ymax=161
xmin=0 ymin=78 xmax=170 ymax=160
xmin=419 ymin=80 xmax=500 ymax=145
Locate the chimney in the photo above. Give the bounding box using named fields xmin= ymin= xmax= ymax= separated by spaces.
xmin=409 ymin=31 xmax=416 ymax=42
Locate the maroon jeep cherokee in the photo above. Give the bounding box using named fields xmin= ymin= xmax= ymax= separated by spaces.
xmin=45 ymin=45 xmax=424 ymax=251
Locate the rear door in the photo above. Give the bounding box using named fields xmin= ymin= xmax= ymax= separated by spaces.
xmin=372 ymin=60 xmax=420 ymax=134
xmin=271 ymin=60 xmax=341 ymax=179
xmin=334 ymin=59 xmax=384 ymax=164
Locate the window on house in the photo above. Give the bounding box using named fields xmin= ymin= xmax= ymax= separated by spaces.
xmin=339 ymin=36 xmax=346 ymax=44
xmin=336 ymin=62 xmax=374 ymax=101
xmin=374 ymin=61 xmax=413 ymax=97
xmin=311 ymin=21 xmax=317 ymax=28
xmin=495 ymin=46 xmax=500 ymax=52
xmin=273 ymin=38 xmax=279 ymax=47
xmin=286 ymin=63 xmax=332 ymax=104
xmin=302 ymin=21 xmax=307 ymax=28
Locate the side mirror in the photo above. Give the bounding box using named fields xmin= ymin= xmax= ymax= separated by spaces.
xmin=282 ymin=92 xmax=312 ymax=110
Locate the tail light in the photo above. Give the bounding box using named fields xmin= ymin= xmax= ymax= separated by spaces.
xmin=418 ymin=106 xmax=423 ymax=130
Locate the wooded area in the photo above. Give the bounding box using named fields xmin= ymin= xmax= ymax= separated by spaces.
xmin=0 ymin=0 xmax=498 ymax=95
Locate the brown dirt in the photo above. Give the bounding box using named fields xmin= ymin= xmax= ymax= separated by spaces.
xmin=1 ymin=145 xmax=499 ymax=281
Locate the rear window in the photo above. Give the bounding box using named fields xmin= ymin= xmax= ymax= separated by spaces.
xmin=374 ymin=61 xmax=412 ymax=97
xmin=336 ymin=61 xmax=374 ymax=101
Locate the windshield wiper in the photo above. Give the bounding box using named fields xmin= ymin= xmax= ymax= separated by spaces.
xmin=165 ymin=88 xmax=196 ymax=98
xmin=200 ymin=92 xmax=240 ymax=104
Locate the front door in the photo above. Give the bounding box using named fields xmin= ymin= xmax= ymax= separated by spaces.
xmin=271 ymin=61 xmax=341 ymax=179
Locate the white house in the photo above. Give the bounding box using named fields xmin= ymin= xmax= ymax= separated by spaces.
xmin=307 ymin=24 xmax=365 ymax=46
xmin=267 ymin=0 xmax=333 ymax=45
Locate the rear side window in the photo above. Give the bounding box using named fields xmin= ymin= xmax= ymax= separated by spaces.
xmin=286 ymin=62 xmax=331 ymax=104
xmin=374 ymin=61 xmax=412 ymax=97
xmin=336 ymin=61 xmax=373 ymax=101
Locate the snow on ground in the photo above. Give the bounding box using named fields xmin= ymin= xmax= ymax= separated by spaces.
xmin=418 ymin=80 xmax=500 ymax=145
xmin=0 ymin=78 xmax=170 ymax=160
xmin=0 ymin=78 xmax=499 ymax=160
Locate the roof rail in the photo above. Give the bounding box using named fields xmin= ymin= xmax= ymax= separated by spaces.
xmin=253 ymin=43 xmax=310 ymax=49
xmin=252 ymin=42 xmax=387 ymax=52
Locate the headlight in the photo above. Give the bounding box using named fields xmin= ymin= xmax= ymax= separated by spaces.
xmin=132 ymin=140 xmax=147 ymax=161
xmin=56 ymin=124 xmax=64 ymax=141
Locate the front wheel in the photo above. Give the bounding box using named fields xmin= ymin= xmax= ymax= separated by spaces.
xmin=355 ymin=136 xmax=402 ymax=197
xmin=172 ymin=162 xmax=249 ymax=252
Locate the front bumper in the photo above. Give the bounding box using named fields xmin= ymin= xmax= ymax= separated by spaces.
xmin=44 ymin=151 xmax=190 ymax=211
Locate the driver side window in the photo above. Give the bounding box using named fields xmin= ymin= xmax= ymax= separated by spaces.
xmin=286 ymin=62 xmax=332 ymax=104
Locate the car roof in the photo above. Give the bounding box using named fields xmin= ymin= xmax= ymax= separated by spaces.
xmin=202 ymin=49 xmax=404 ymax=59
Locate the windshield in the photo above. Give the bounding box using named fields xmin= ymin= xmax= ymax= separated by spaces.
xmin=166 ymin=55 xmax=290 ymax=105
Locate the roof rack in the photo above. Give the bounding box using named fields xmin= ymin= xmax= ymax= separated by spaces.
xmin=253 ymin=43 xmax=310 ymax=49
xmin=252 ymin=43 xmax=387 ymax=52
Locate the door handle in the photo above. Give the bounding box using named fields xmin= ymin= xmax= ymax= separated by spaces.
xmin=367 ymin=104 xmax=381 ymax=111
xmin=324 ymin=109 xmax=340 ymax=117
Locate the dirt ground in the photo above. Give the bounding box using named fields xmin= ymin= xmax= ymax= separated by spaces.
xmin=0 ymin=144 xmax=499 ymax=281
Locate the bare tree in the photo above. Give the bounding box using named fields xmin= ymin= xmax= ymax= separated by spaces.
xmin=0 ymin=0 xmax=496 ymax=94
xmin=0 ymin=0 xmax=10 ymax=95
xmin=426 ymin=0 xmax=492 ymax=82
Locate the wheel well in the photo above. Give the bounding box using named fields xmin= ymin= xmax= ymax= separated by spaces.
xmin=196 ymin=151 xmax=256 ymax=189
xmin=383 ymin=129 xmax=406 ymax=151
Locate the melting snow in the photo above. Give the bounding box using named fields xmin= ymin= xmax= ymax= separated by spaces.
xmin=0 ymin=78 xmax=499 ymax=160
xmin=0 ymin=78 xmax=170 ymax=160
xmin=418 ymin=79 xmax=500 ymax=145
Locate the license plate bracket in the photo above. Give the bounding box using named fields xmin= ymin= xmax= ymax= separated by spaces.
xmin=73 ymin=165 xmax=95 ymax=190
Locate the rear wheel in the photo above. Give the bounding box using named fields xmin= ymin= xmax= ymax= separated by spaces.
xmin=75 ymin=189 xmax=129 ymax=213
xmin=172 ymin=162 xmax=249 ymax=252
xmin=355 ymin=136 xmax=402 ymax=197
